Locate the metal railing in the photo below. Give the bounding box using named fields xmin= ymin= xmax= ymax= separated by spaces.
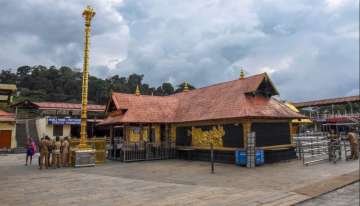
xmin=294 ymin=132 xmax=354 ymax=165
xmin=308 ymin=113 xmax=360 ymax=122
xmin=294 ymin=133 xmax=330 ymax=165
xmin=108 ymin=140 xmax=176 ymax=162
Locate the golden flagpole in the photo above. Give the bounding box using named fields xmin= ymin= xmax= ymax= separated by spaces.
xmin=79 ymin=6 xmax=95 ymax=149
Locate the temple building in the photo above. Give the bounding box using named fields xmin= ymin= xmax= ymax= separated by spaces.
xmin=11 ymin=100 xmax=107 ymax=148
xmin=101 ymin=73 xmax=304 ymax=163
xmin=0 ymin=84 xmax=17 ymax=149
xmin=0 ymin=109 xmax=16 ymax=149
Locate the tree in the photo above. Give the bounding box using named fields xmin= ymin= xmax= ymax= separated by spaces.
xmin=0 ymin=65 xmax=196 ymax=105
xmin=0 ymin=70 xmax=16 ymax=84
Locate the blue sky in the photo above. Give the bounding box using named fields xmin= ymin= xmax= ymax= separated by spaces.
xmin=0 ymin=0 xmax=358 ymax=101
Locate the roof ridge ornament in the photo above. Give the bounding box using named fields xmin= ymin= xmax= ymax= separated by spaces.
xmin=135 ymin=85 xmax=141 ymax=96
xmin=240 ymin=68 xmax=245 ymax=79
xmin=183 ymin=81 xmax=189 ymax=92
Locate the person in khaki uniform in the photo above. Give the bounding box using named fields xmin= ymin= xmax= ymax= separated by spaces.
xmin=39 ymin=136 xmax=50 ymax=169
xmin=60 ymin=138 xmax=64 ymax=166
xmin=52 ymin=137 xmax=61 ymax=168
xmin=62 ymin=137 xmax=70 ymax=167
xmin=347 ymin=128 xmax=359 ymax=160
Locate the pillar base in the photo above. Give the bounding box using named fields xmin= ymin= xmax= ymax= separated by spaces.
xmin=73 ymin=148 xmax=96 ymax=167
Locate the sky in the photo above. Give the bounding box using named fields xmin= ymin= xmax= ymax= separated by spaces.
xmin=0 ymin=0 xmax=358 ymax=102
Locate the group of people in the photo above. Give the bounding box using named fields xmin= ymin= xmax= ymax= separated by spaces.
xmin=328 ymin=127 xmax=359 ymax=160
xmin=25 ymin=136 xmax=71 ymax=169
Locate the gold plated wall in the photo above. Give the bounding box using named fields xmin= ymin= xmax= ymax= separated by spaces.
xmin=127 ymin=126 xmax=159 ymax=143
xmin=191 ymin=126 xmax=225 ymax=147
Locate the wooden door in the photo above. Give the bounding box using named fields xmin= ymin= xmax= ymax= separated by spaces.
xmin=0 ymin=130 xmax=12 ymax=148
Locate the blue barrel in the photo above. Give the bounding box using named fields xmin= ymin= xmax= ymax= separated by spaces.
xmin=235 ymin=149 xmax=247 ymax=165
xmin=235 ymin=149 xmax=264 ymax=166
xmin=255 ymin=149 xmax=265 ymax=165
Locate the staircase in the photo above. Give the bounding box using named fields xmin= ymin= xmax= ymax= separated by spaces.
xmin=15 ymin=122 xmax=27 ymax=148
xmin=15 ymin=119 xmax=39 ymax=149
xmin=28 ymin=119 xmax=39 ymax=143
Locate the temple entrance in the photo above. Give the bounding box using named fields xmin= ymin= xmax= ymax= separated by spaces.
xmin=108 ymin=124 xmax=176 ymax=162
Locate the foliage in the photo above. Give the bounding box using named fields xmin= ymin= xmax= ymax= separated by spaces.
xmin=0 ymin=65 xmax=195 ymax=105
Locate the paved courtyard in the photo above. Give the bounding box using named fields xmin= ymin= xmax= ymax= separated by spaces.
xmin=0 ymin=154 xmax=358 ymax=206
xmin=297 ymin=182 xmax=359 ymax=206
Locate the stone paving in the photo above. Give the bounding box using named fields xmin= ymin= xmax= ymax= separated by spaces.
xmin=297 ymin=182 xmax=359 ymax=206
xmin=0 ymin=154 xmax=358 ymax=206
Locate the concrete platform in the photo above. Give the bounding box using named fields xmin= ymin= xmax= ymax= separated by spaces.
xmin=0 ymin=154 xmax=358 ymax=206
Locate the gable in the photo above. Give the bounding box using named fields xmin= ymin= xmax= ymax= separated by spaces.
xmin=246 ymin=73 xmax=279 ymax=97
xmin=106 ymin=98 xmax=118 ymax=113
xmin=11 ymin=99 xmax=39 ymax=109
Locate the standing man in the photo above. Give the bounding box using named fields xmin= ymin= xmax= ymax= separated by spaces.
xmin=52 ymin=136 xmax=61 ymax=168
xmin=38 ymin=137 xmax=43 ymax=169
xmin=62 ymin=137 xmax=70 ymax=167
xmin=25 ymin=137 xmax=33 ymax=166
xmin=39 ymin=136 xmax=50 ymax=169
xmin=347 ymin=128 xmax=359 ymax=160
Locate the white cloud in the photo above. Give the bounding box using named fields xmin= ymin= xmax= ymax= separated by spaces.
xmin=0 ymin=0 xmax=358 ymax=101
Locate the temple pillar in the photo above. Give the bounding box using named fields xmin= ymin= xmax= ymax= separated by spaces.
xmin=243 ymin=120 xmax=252 ymax=147
xmin=139 ymin=124 xmax=143 ymax=142
xmin=124 ymin=125 xmax=129 ymax=142
xmin=289 ymin=122 xmax=295 ymax=145
xmin=165 ymin=124 xmax=169 ymax=142
xmin=148 ymin=124 xmax=152 ymax=142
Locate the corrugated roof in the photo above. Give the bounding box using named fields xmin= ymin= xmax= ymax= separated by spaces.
xmin=293 ymin=96 xmax=360 ymax=108
xmin=101 ymin=73 xmax=303 ymax=125
xmin=35 ymin=102 xmax=105 ymax=112
xmin=0 ymin=109 xmax=15 ymax=122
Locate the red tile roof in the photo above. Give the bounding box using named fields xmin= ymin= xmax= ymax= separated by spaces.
xmin=35 ymin=102 xmax=105 ymax=112
xmin=0 ymin=109 xmax=15 ymax=122
xmin=101 ymin=73 xmax=303 ymax=125
xmin=293 ymin=96 xmax=360 ymax=108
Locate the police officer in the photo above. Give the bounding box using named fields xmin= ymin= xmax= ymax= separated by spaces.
xmin=347 ymin=128 xmax=359 ymax=160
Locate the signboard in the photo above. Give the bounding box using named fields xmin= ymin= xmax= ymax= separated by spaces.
xmin=47 ymin=118 xmax=81 ymax=125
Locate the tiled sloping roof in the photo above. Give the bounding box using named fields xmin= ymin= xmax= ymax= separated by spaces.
xmin=293 ymin=96 xmax=360 ymax=108
xmin=99 ymin=110 xmax=125 ymax=125
xmin=110 ymin=93 xmax=179 ymax=123
xmin=172 ymin=83 xmax=301 ymax=122
xmin=35 ymin=102 xmax=105 ymax=112
xmin=101 ymin=73 xmax=304 ymax=125
xmin=0 ymin=109 xmax=15 ymax=122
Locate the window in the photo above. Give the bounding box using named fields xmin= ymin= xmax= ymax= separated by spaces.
xmin=53 ymin=125 xmax=63 ymax=136
xmin=71 ymin=125 xmax=80 ymax=138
